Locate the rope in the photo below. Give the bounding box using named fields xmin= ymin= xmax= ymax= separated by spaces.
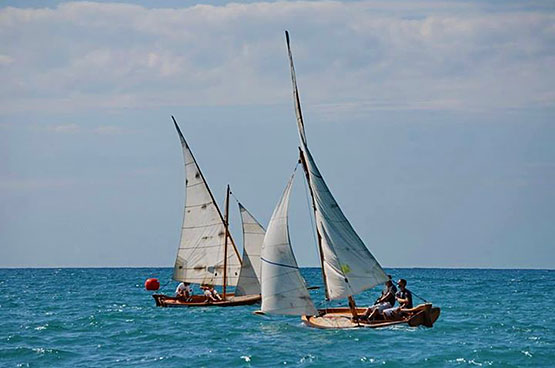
xmin=159 ymin=277 xmax=173 ymax=291
xmin=229 ymin=189 xmax=241 ymax=204
xmin=301 ymin=162 xmax=320 ymax=270
xmin=411 ymin=291 xmax=428 ymax=303
xmin=229 ymin=161 xmax=299 ymax=205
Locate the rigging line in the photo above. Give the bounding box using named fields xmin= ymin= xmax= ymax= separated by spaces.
xmin=301 ymin=161 xmax=320 ymax=273
xmin=159 ymin=277 xmax=173 ymax=291
xmin=229 ymin=189 xmax=241 ymax=204
xmin=411 ymin=290 xmax=429 ymax=303
xmin=230 ymin=161 xmax=300 ymax=205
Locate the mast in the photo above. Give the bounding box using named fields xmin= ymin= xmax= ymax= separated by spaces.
xmin=284 ymin=32 xmax=388 ymax=312
xmin=223 ymin=184 xmax=230 ymax=298
xmin=298 ymin=148 xmax=329 ymax=300
xmin=285 ymin=31 xmax=329 ymax=300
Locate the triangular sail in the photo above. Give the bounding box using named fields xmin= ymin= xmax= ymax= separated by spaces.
xmin=171 ymin=117 xmax=242 ymax=286
xmin=235 ymin=203 xmax=264 ymax=296
xmin=260 ymin=173 xmax=317 ymax=316
xmin=303 ymin=147 xmax=388 ymax=300
xmin=284 ymin=32 xmax=388 ymax=301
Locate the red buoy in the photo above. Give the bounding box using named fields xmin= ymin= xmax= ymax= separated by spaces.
xmin=145 ymin=278 xmax=160 ymax=291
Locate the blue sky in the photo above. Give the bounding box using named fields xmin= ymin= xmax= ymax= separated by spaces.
xmin=1 ymin=0 xmax=554 ymax=268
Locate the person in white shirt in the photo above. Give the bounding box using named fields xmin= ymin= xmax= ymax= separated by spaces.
xmin=202 ymin=286 xmax=217 ymax=303
xmin=209 ymin=286 xmax=222 ymax=301
xmin=201 ymin=285 xmax=223 ymax=303
xmin=175 ymin=282 xmax=192 ymax=299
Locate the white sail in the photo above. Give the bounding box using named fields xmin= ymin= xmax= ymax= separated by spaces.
xmin=284 ymin=32 xmax=388 ymax=300
xmin=303 ymin=146 xmax=388 ymax=300
xmin=172 ymin=118 xmax=242 ymax=286
xmin=260 ymin=173 xmax=317 ymax=316
xmin=235 ymin=203 xmax=264 ymax=296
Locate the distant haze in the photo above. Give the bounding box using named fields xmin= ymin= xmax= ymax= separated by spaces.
xmin=1 ymin=0 xmax=554 ymax=269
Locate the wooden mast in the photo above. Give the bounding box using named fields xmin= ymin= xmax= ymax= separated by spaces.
xmin=299 ymin=148 xmax=330 ymax=301
xmin=285 ymin=31 xmax=329 ymax=301
xmin=348 ymin=296 xmax=359 ymax=321
xmin=286 ymin=30 xmax=359 ymax=317
xmin=222 ymin=184 xmax=231 ymax=299
xmin=287 ymin=32 xmax=358 ymax=314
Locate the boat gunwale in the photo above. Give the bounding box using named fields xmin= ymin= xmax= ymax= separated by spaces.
xmin=153 ymin=293 xmax=261 ymax=308
xmin=301 ymin=304 xmax=441 ymax=329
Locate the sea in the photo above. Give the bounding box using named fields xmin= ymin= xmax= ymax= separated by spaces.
xmin=0 ymin=268 xmax=553 ymax=367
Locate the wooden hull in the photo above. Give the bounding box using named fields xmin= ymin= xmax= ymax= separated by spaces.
xmin=152 ymin=293 xmax=261 ymax=308
xmin=302 ymin=303 xmax=440 ymax=329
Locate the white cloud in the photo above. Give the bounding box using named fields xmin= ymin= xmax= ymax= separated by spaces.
xmin=47 ymin=123 xmax=80 ymax=133
xmin=0 ymin=177 xmax=78 ymax=191
xmin=92 ymin=125 xmax=124 ymax=135
xmin=0 ymin=54 xmax=13 ymax=65
xmin=0 ymin=1 xmax=553 ymax=116
xmin=41 ymin=123 xmax=126 ymax=135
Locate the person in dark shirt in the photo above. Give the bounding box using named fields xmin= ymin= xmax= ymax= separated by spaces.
xmin=382 ymin=279 xmax=413 ymax=320
xmin=361 ymin=276 xmax=397 ymax=320
xmin=395 ymin=279 xmax=413 ymax=309
xmin=375 ymin=275 xmax=397 ymax=305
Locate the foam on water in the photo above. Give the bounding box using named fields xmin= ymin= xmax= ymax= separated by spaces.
xmin=0 ymin=268 xmax=553 ymax=367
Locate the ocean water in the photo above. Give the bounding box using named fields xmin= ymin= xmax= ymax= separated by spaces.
xmin=0 ymin=268 xmax=553 ymax=367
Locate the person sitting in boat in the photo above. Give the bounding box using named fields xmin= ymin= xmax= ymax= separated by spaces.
xmin=361 ymin=276 xmax=397 ymax=320
xmin=208 ymin=286 xmax=223 ymax=301
xmin=382 ymin=279 xmax=414 ymax=320
xmin=202 ymin=286 xmax=222 ymax=303
xmin=395 ymin=279 xmax=413 ymax=309
xmin=175 ymin=282 xmax=193 ymax=299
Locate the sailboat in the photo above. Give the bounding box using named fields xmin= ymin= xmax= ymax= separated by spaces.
xmin=257 ymin=32 xmax=440 ymax=328
xmin=153 ymin=117 xmax=263 ymax=307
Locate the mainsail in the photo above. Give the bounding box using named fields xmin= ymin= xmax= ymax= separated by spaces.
xmin=171 ymin=117 xmax=242 ymax=286
xmin=235 ymin=203 xmax=264 ymax=296
xmin=260 ymin=173 xmax=318 ymax=316
xmin=285 ymin=31 xmax=388 ymax=301
xmin=302 ymin=147 xmax=388 ymax=300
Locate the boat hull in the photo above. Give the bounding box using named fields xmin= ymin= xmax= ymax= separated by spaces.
xmin=152 ymin=293 xmax=261 ymax=307
xmin=302 ymin=303 xmax=440 ymax=329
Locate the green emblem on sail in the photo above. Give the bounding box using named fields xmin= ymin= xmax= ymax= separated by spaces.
xmin=340 ymin=264 xmax=351 ymax=274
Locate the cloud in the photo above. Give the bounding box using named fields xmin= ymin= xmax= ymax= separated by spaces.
xmin=47 ymin=123 xmax=80 ymax=133
xmin=0 ymin=1 xmax=554 ymax=116
xmin=92 ymin=125 xmax=124 ymax=135
xmin=41 ymin=123 xmax=126 ymax=135
xmin=0 ymin=177 xmax=78 ymax=191
xmin=0 ymin=54 xmax=13 ymax=65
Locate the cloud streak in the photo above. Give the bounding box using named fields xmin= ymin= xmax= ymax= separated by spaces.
xmin=0 ymin=1 xmax=554 ymax=116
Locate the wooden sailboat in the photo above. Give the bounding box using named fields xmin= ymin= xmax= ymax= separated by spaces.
xmin=153 ymin=117 xmax=262 ymax=307
xmin=257 ymin=32 xmax=440 ymax=328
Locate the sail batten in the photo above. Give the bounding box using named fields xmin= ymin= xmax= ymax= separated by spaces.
xmin=260 ymin=173 xmax=318 ymax=316
xmin=171 ymin=117 xmax=242 ymax=286
xmin=235 ymin=203 xmax=265 ymax=296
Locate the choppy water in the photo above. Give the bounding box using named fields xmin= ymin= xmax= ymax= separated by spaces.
xmin=0 ymin=268 xmax=553 ymax=367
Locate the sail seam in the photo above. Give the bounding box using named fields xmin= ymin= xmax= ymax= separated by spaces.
xmin=186 ymin=182 xmax=205 ymax=188
xmin=261 ymin=257 xmax=299 ymax=270
xmin=184 ymin=202 xmax=214 ymax=208
xmin=181 ymin=223 xmax=223 ymax=229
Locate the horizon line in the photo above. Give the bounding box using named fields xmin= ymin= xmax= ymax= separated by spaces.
xmin=0 ymin=266 xmax=553 ymax=271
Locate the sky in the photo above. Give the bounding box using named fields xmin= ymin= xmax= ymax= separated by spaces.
xmin=1 ymin=0 xmax=554 ymax=269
